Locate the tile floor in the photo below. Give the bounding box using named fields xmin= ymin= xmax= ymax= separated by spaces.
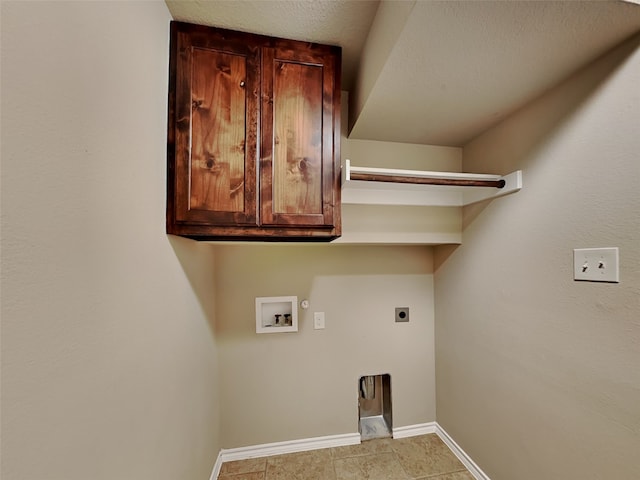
xmin=218 ymin=434 xmax=475 ymax=480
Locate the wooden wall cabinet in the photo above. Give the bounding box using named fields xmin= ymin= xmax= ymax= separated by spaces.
xmin=167 ymin=22 xmax=341 ymax=241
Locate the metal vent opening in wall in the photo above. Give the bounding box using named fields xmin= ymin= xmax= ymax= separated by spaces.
xmin=358 ymin=374 xmax=392 ymax=441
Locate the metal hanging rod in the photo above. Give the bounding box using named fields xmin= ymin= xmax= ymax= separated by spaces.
xmin=348 ymin=171 xmax=506 ymax=188
xmin=343 ymin=159 xmax=507 ymax=188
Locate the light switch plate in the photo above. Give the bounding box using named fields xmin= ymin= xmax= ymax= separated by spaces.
xmin=573 ymin=247 xmax=619 ymax=283
xmin=313 ymin=312 xmax=325 ymax=330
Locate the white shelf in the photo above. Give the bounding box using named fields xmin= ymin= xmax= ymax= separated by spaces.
xmin=341 ymin=159 xmax=522 ymax=207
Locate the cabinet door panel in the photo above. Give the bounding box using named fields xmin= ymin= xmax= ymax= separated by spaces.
xmin=272 ymin=61 xmax=323 ymax=215
xmin=190 ymin=48 xmax=246 ymax=213
xmin=170 ymin=26 xmax=258 ymax=227
xmin=261 ymin=47 xmax=338 ymax=228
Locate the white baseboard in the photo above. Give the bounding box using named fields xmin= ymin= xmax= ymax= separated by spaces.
xmin=434 ymin=424 xmax=491 ymax=480
xmin=392 ymin=421 xmax=437 ymax=439
xmin=209 ymin=432 xmax=361 ymax=480
xmin=209 ymin=423 xmax=490 ymax=480
xmin=209 ymin=451 xmax=223 ymax=480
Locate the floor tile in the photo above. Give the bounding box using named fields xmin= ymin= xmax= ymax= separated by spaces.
xmin=265 ymin=448 xmax=336 ymax=480
xmin=219 ymin=457 xmax=266 ymax=476
xmin=391 ymin=434 xmax=465 ymax=478
xmin=218 ymin=472 xmax=265 ymax=480
xmin=423 ymin=472 xmax=475 ymax=480
xmin=331 ymin=438 xmax=394 ymax=459
xmin=216 ymin=434 xmax=474 ymax=480
xmin=334 ymin=452 xmax=410 ymax=480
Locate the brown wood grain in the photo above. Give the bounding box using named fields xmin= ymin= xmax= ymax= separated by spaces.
xmin=168 ymin=22 xmax=259 ymax=228
xmin=260 ymin=45 xmax=339 ymax=230
xmin=273 ymin=61 xmax=323 ymax=215
xmin=349 ymin=172 xmax=506 ymax=188
xmin=190 ymin=48 xmax=246 ymax=213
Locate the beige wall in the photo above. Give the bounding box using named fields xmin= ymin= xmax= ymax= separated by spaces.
xmin=1 ymin=2 xmax=220 ymax=479
xmin=214 ymin=245 xmax=435 ymax=448
xmin=434 ymin=33 xmax=640 ymax=479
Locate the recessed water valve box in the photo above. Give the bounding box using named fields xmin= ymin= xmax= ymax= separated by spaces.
xmin=256 ymin=296 xmax=298 ymax=333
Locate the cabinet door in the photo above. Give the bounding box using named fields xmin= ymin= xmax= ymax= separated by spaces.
xmin=168 ymin=24 xmax=259 ymax=230
xmin=260 ymin=45 xmax=340 ymax=231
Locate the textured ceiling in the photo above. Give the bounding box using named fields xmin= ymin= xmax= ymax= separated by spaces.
xmin=165 ymin=0 xmax=379 ymax=91
xmin=166 ymin=0 xmax=640 ymax=147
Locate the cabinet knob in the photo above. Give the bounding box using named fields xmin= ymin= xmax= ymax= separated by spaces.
xmin=239 ymin=80 xmax=245 ymax=88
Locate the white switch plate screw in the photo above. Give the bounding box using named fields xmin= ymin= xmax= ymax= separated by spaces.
xmin=573 ymin=247 xmax=619 ymax=283
xmin=313 ymin=312 xmax=325 ymax=330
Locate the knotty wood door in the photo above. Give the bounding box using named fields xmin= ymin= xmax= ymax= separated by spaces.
xmin=260 ymin=46 xmax=340 ymax=230
xmin=168 ymin=23 xmax=259 ymax=229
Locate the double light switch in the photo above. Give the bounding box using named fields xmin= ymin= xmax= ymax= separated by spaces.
xmin=573 ymin=247 xmax=619 ymax=283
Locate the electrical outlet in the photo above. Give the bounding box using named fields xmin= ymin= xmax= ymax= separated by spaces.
xmin=573 ymin=247 xmax=619 ymax=283
xmin=395 ymin=307 xmax=409 ymax=322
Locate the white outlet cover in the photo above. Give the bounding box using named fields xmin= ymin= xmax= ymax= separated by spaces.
xmin=573 ymin=247 xmax=619 ymax=283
